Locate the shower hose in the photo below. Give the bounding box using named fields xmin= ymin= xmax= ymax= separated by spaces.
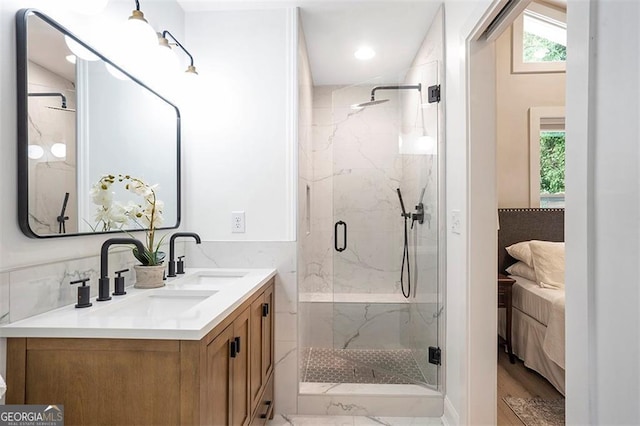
xmin=400 ymin=215 xmax=411 ymax=298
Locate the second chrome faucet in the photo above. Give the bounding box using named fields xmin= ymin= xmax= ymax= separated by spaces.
xmin=168 ymin=232 xmax=201 ymax=277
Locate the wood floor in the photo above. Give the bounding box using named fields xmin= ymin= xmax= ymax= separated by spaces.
xmin=497 ymin=347 xmax=564 ymax=425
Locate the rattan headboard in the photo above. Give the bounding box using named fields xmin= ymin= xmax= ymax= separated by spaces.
xmin=498 ymin=208 xmax=565 ymax=274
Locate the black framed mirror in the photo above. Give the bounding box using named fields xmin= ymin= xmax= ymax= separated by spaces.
xmin=16 ymin=9 xmax=181 ymax=238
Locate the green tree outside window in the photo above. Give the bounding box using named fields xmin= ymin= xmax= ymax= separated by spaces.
xmin=540 ymin=131 xmax=565 ymax=194
xmin=523 ymin=32 xmax=566 ymax=62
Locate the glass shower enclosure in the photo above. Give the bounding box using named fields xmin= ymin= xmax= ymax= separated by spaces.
xmin=301 ymin=61 xmax=443 ymax=391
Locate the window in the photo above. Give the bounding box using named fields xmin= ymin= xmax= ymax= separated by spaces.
xmin=539 ymin=130 xmax=565 ymax=207
xmin=529 ymin=107 xmax=565 ymax=208
xmin=512 ymin=2 xmax=566 ymax=73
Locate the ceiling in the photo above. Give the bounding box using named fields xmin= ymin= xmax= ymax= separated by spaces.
xmin=28 ymin=16 xmax=76 ymax=82
xmin=177 ymin=1 xmax=442 ymax=85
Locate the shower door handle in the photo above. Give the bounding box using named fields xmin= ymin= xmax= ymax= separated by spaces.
xmin=334 ymin=221 xmax=347 ymax=252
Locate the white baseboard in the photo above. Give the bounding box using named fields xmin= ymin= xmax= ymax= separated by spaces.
xmin=441 ymin=396 xmax=459 ymax=426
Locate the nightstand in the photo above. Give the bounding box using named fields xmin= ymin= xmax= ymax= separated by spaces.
xmin=498 ymin=273 xmax=516 ymax=364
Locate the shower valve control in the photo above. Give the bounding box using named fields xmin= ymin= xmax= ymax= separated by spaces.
xmin=411 ymin=203 xmax=425 ymax=228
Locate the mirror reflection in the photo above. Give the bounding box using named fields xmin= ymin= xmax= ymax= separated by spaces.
xmin=19 ymin=9 xmax=180 ymax=238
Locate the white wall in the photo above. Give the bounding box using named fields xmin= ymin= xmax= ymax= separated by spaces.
xmin=441 ymin=1 xmax=495 ymax=424
xmin=565 ymin=1 xmax=640 ymax=424
xmin=183 ymin=8 xmax=297 ymax=242
xmin=495 ymin=23 xmax=565 ymax=207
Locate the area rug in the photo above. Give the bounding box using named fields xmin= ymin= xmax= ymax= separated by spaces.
xmin=503 ymin=396 xmax=565 ymax=426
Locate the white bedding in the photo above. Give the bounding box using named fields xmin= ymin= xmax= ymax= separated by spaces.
xmin=511 ymin=275 xmax=560 ymax=326
xmin=500 ymin=274 xmax=566 ymax=394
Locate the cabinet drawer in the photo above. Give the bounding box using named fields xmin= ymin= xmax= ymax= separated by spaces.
xmin=251 ymin=373 xmax=274 ymax=426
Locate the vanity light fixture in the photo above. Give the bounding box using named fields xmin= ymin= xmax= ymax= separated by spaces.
xmin=124 ymin=0 xmax=158 ymax=49
xmin=158 ymin=30 xmax=199 ymax=76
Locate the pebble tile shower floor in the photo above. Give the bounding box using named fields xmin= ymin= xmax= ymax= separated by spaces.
xmin=301 ymin=347 xmax=427 ymax=385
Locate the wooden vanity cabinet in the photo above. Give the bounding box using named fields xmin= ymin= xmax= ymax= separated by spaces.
xmin=249 ymin=284 xmax=274 ymax=419
xmin=5 ymin=278 xmax=275 ymax=426
xmin=204 ymin=307 xmax=250 ymax=426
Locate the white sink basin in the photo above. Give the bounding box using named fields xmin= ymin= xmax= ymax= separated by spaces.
xmin=98 ymin=290 xmax=217 ymax=321
xmin=172 ymin=270 xmax=247 ymax=289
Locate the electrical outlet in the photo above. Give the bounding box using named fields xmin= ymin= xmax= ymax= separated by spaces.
xmin=232 ymin=211 xmax=245 ymax=233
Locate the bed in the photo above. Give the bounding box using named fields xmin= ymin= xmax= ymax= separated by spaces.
xmin=497 ymin=208 xmax=565 ymax=395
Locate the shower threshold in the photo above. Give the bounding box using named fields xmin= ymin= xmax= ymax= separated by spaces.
xmin=298 ymin=347 xmax=442 ymax=416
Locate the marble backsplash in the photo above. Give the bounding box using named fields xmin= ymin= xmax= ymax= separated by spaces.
xmin=0 ymin=246 xmax=171 ymax=326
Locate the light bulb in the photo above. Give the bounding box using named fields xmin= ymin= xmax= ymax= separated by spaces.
xmin=123 ymin=10 xmax=158 ymax=51
xmin=28 ymin=145 xmax=44 ymax=160
xmin=65 ymin=35 xmax=99 ymax=61
xmin=51 ymin=143 xmax=67 ymax=159
xmin=62 ymin=0 xmax=109 ymax=15
xmin=105 ymin=63 xmax=129 ymax=81
xmin=155 ymin=38 xmax=179 ymax=77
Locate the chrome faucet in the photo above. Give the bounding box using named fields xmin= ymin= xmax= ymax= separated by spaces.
xmin=97 ymin=238 xmax=146 ymax=302
xmin=168 ymin=232 xmax=202 ymax=277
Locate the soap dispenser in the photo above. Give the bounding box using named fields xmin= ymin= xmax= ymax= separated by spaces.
xmin=113 ymin=269 xmax=129 ymax=296
xmin=70 ymin=278 xmax=92 ymax=308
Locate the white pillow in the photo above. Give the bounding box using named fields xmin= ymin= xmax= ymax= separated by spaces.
xmin=505 ymin=261 xmax=537 ymax=282
xmin=505 ymin=241 xmax=533 ymax=267
xmin=529 ymin=241 xmax=565 ymax=289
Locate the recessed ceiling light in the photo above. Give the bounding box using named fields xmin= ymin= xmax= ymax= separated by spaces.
xmin=51 ymin=143 xmax=67 ymax=158
xmin=28 ymin=145 xmax=44 ymax=160
xmin=354 ymin=47 xmax=375 ymax=61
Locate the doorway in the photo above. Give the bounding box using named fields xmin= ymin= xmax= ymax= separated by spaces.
xmin=466 ymin=0 xmax=569 ymax=423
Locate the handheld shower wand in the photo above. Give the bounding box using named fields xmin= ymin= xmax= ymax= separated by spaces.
xmin=396 ymin=188 xmax=410 ymax=219
xmin=397 ymin=188 xmax=411 ymax=298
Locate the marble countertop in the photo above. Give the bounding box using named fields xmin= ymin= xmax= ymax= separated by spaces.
xmin=0 ymin=268 xmax=276 ymax=340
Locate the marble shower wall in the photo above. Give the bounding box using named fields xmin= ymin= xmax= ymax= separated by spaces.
xmin=299 ymin=75 xmax=445 ymax=383
xmin=302 ymin=85 xmax=404 ymax=297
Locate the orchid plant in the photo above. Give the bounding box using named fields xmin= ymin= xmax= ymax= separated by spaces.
xmin=91 ymin=174 xmax=165 ymax=266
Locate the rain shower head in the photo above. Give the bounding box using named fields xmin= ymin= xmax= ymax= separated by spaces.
xmin=351 ymin=98 xmax=390 ymax=109
xmin=46 ymin=106 xmax=76 ymax=113
xmin=351 ymin=83 xmax=422 ymax=110
xmin=28 ymin=92 xmax=74 ymax=112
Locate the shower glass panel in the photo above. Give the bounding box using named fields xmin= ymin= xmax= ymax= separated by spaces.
xmin=330 ymin=61 xmax=441 ymax=389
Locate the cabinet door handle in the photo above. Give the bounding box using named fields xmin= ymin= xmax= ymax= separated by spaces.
xmin=260 ymin=401 xmax=273 ymax=418
xmin=230 ymin=340 xmax=237 ymax=358
xmin=235 ymin=336 xmax=241 ymax=354
xmin=334 ymin=221 xmax=347 ymax=252
xmin=262 ymin=303 xmax=269 ymax=317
